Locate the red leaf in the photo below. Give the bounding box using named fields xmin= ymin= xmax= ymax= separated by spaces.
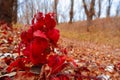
xmin=30 ymin=38 xmax=48 ymax=64
xmin=21 ymin=28 xmax=33 ymax=44
xmin=36 ymin=12 xmax=44 ymax=22
xmin=32 ymin=21 xmax=45 ymax=31
xmin=47 ymin=29 xmax=60 ymax=45
xmin=33 ymin=30 xmax=47 ymax=39
xmin=45 ymin=13 xmax=56 ymax=30
xmin=48 ymin=54 xmax=66 ymax=74
xmin=50 ymin=77 xmax=60 ymax=80
xmin=20 ymin=31 xmax=28 ymax=44
xmin=58 ymin=75 xmax=69 ymax=80
xmin=50 ymin=75 xmax=69 ymax=80
xmin=3 ymin=57 xmax=14 ymax=65
xmin=0 ymin=76 xmax=11 ymax=80
xmin=61 ymin=48 xmax=68 ymax=55
xmin=7 ymin=58 xmax=30 ymax=72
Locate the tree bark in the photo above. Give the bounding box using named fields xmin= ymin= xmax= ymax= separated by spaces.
xmin=116 ymin=1 xmax=120 ymax=16
xmin=54 ymin=0 xmax=58 ymax=23
xmin=106 ymin=0 xmax=113 ymax=17
xmin=25 ymin=1 xmax=30 ymax=24
xmin=69 ymin=0 xmax=74 ymax=23
xmin=0 ymin=0 xmax=17 ymax=26
xmin=12 ymin=0 xmax=17 ymax=23
xmin=98 ymin=0 xmax=101 ymax=18
xmin=82 ymin=0 xmax=95 ymax=32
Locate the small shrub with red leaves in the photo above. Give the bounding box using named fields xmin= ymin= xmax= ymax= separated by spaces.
xmin=6 ymin=12 xmax=75 ymax=80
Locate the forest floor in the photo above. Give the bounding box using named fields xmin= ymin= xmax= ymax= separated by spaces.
xmin=0 ymin=17 xmax=120 ymax=79
xmin=59 ymin=37 xmax=120 ymax=79
xmin=56 ymin=17 xmax=120 ymax=79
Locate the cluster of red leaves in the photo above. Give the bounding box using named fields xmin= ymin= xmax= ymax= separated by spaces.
xmin=6 ymin=12 xmax=77 ymax=80
xmin=20 ymin=12 xmax=60 ymax=65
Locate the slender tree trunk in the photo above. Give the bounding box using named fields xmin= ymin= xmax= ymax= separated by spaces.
xmin=44 ymin=0 xmax=48 ymax=14
xmin=25 ymin=1 xmax=29 ymax=24
xmin=12 ymin=0 xmax=17 ymax=23
xmin=116 ymin=1 xmax=120 ymax=16
xmin=98 ymin=0 xmax=101 ymax=18
xmin=82 ymin=0 xmax=95 ymax=32
xmin=106 ymin=0 xmax=113 ymax=17
xmin=29 ymin=0 xmax=34 ymax=19
xmin=69 ymin=0 xmax=74 ymax=23
xmin=54 ymin=0 xmax=58 ymax=23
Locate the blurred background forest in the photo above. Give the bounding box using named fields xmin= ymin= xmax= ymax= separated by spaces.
xmin=0 ymin=0 xmax=120 ymax=24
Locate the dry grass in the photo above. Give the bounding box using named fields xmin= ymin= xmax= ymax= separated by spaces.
xmin=57 ymin=17 xmax=120 ymax=48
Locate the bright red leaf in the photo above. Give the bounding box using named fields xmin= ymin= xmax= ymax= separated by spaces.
xmin=33 ymin=30 xmax=47 ymax=40
xmin=45 ymin=13 xmax=56 ymax=30
xmin=30 ymin=38 xmax=48 ymax=64
xmin=48 ymin=54 xmax=66 ymax=74
xmin=47 ymin=29 xmax=60 ymax=45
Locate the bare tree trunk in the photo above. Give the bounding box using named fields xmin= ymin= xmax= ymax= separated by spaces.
xmin=0 ymin=0 xmax=17 ymax=26
xmin=98 ymin=0 xmax=101 ymax=18
xmin=30 ymin=1 xmax=34 ymax=18
xmin=82 ymin=0 xmax=95 ymax=32
xmin=54 ymin=0 xmax=58 ymax=23
xmin=12 ymin=0 xmax=17 ymax=23
xmin=69 ymin=0 xmax=74 ymax=23
xmin=25 ymin=1 xmax=29 ymax=24
xmin=116 ymin=1 xmax=120 ymax=16
xmin=44 ymin=0 xmax=48 ymax=14
xmin=106 ymin=0 xmax=113 ymax=17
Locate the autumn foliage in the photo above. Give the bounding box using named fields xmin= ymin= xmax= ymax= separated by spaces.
xmin=6 ymin=12 xmax=78 ymax=80
xmin=0 ymin=12 xmax=119 ymax=80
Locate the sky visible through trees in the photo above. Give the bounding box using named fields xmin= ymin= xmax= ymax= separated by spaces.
xmin=18 ymin=0 xmax=120 ymax=24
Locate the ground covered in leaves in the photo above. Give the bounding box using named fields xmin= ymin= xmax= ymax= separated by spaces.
xmin=0 ymin=24 xmax=120 ymax=80
xmin=59 ymin=37 xmax=120 ymax=79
